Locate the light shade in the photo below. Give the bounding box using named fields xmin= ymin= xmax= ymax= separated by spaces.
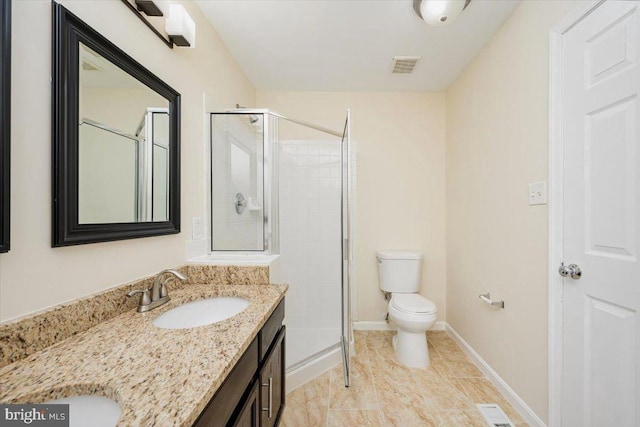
xmin=165 ymin=4 xmax=196 ymax=47
xmin=419 ymin=0 xmax=466 ymax=26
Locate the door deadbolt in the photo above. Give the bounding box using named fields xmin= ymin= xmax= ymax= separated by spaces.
xmin=558 ymin=262 xmax=581 ymax=280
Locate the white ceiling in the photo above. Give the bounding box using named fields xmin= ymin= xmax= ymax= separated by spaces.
xmin=196 ymin=0 xmax=521 ymax=91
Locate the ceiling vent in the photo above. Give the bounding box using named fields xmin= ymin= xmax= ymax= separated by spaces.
xmin=390 ymin=56 xmax=421 ymax=74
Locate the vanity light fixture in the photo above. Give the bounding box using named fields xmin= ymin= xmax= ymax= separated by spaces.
xmin=135 ymin=0 xmax=163 ymax=17
xmin=413 ymin=0 xmax=471 ymax=26
xmin=165 ymin=4 xmax=196 ymax=47
xmin=121 ymin=0 xmax=196 ymax=48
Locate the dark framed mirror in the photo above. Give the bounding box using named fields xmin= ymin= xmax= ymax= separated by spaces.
xmin=52 ymin=3 xmax=180 ymax=247
xmin=0 ymin=0 xmax=10 ymax=253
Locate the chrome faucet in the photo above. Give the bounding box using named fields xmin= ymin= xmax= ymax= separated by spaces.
xmin=127 ymin=269 xmax=187 ymax=313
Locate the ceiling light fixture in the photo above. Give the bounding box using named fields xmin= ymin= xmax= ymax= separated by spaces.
xmin=413 ymin=0 xmax=471 ymax=26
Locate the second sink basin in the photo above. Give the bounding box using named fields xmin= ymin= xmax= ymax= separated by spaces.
xmin=45 ymin=395 xmax=121 ymax=427
xmin=152 ymin=297 xmax=250 ymax=329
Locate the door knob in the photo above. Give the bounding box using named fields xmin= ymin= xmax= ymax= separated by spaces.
xmin=558 ymin=262 xmax=581 ymax=280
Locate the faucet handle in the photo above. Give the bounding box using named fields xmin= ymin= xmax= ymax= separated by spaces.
xmin=127 ymin=289 xmax=151 ymax=306
xmin=159 ymin=279 xmax=169 ymax=299
xmin=157 ymin=270 xmax=187 ymax=298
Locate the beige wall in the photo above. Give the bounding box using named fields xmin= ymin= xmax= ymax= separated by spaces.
xmin=446 ymin=1 xmax=578 ymax=422
xmin=257 ymin=91 xmax=447 ymax=323
xmin=81 ymin=88 xmax=167 ymax=135
xmin=0 ymin=0 xmax=255 ymax=321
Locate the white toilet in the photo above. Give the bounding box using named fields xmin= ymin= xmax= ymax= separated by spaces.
xmin=377 ymin=250 xmax=437 ymax=368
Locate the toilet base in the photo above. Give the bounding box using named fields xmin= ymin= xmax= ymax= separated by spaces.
xmin=393 ymin=329 xmax=430 ymax=368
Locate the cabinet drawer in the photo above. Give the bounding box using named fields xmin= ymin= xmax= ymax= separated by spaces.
xmin=260 ymin=299 xmax=284 ymax=361
xmin=193 ymin=337 xmax=259 ymax=427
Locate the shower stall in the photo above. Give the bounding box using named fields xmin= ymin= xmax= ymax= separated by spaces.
xmin=209 ymin=109 xmax=353 ymax=387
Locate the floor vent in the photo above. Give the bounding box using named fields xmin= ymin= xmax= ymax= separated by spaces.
xmin=390 ymin=56 xmax=421 ymax=73
xmin=476 ymin=404 xmax=515 ymax=427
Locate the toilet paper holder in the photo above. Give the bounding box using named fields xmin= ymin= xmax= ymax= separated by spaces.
xmin=479 ymin=293 xmax=505 ymax=309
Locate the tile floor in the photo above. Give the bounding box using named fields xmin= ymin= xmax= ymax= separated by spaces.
xmin=281 ymin=330 xmax=528 ymax=427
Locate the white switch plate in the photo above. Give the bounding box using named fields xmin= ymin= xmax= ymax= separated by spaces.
xmin=528 ymin=181 xmax=547 ymax=205
xmin=192 ymin=217 xmax=203 ymax=240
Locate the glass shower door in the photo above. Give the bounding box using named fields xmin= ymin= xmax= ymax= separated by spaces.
xmin=210 ymin=113 xmax=265 ymax=251
xmin=340 ymin=110 xmax=351 ymax=387
xmin=278 ymin=139 xmax=343 ymax=370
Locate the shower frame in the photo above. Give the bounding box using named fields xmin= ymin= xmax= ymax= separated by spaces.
xmin=208 ymin=108 xmax=353 ymax=387
xmin=135 ymin=107 xmax=170 ymax=223
xmin=209 ymin=110 xmax=275 ymax=253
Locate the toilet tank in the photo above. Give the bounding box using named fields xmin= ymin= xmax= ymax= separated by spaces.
xmin=376 ymin=251 xmax=423 ymax=293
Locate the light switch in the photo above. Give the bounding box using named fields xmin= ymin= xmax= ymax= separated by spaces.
xmin=528 ymin=181 xmax=547 ymax=205
xmin=192 ymin=217 xmax=203 ymax=240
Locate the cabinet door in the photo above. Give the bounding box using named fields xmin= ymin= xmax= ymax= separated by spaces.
xmin=232 ymin=381 xmax=259 ymax=427
xmin=193 ymin=338 xmax=259 ymax=427
xmin=260 ymin=326 xmax=285 ymax=427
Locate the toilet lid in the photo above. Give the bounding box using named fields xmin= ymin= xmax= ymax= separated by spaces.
xmin=391 ymin=294 xmax=437 ymax=314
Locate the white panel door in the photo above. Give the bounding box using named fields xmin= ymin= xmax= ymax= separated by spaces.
xmin=561 ymin=2 xmax=640 ymax=426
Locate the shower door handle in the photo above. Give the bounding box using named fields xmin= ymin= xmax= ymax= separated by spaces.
xmin=343 ymin=238 xmax=349 ymax=260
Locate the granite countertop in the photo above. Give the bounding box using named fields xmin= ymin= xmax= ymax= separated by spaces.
xmin=0 ymin=283 xmax=287 ymax=426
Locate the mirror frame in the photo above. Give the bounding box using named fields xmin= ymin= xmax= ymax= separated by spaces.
xmin=52 ymin=3 xmax=181 ymax=247
xmin=0 ymin=0 xmax=10 ymax=253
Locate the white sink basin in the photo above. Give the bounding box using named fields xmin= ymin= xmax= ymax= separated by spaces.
xmin=45 ymin=395 xmax=120 ymax=427
xmin=152 ymin=297 xmax=250 ymax=329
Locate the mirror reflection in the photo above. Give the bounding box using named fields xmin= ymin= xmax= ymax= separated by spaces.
xmin=78 ymin=43 xmax=169 ymax=224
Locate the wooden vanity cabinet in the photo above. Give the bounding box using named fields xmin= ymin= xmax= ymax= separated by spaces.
xmin=193 ymin=299 xmax=285 ymax=427
xmin=232 ymin=381 xmax=260 ymax=427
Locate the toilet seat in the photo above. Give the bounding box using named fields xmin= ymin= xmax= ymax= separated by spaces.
xmin=391 ymin=294 xmax=437 ymax=315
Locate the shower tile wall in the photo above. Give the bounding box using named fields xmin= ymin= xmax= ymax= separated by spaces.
xmin=279 ymin=141 xmax=342 ymax=367
xmin=211 ymin=115 xmax=264 ymax=250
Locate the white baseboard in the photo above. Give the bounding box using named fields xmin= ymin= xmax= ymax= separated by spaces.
xmin=353 ymin=321 xmax=394 ymax=330
xmin=445 ymin=324 xmax=546 ymax=427
xmin=353 ymin=320 xmax=446 ymax=331
xmin=431 ymin=321 xmax=446 ymax=331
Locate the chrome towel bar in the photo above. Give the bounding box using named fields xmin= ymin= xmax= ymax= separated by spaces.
xmin=479 ymin=293 xmax=504 ymax=309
